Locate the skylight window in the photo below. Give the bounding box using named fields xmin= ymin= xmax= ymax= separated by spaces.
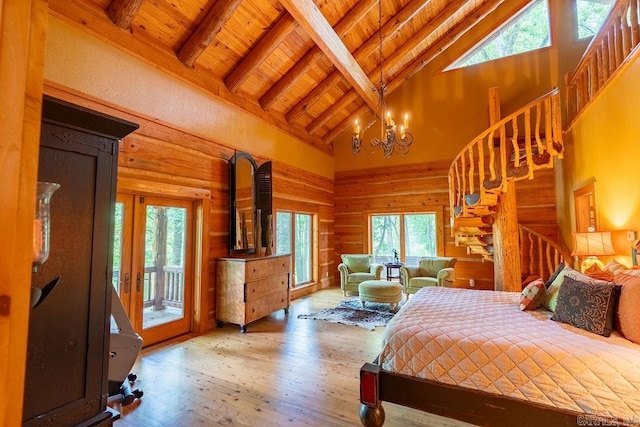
xmin=447 ymin=0 xmax=551 ymax=70
xmin=576 ymin=0 xmax=614 ymax=39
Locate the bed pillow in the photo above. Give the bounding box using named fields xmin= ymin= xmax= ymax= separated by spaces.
xmin=603 ymin=259 xmax=629 ymax=276
xmin=613 ymin=271 xmax=640 ymax=344
xmin=552 ymin=276 xmax=621 ymax=337
xmin=542 ymin=265 xmax=612 ymax=312
xmin=544 ymin=263 xmax=565 ymax=288
xmin=583 ymin=264 xmax=614 ymax=281
xmin=519 ymin=279 xmax=546 ymax=311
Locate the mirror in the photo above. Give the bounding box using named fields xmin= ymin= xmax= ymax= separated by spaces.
xmin=228 ymin=152 xmax=272 ymax=254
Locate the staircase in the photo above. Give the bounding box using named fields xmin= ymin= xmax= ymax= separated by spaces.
xmin=448 ymin=89 xmax=564 ymax=263
xmin=519 ymin=224 xmax=571 ymax=283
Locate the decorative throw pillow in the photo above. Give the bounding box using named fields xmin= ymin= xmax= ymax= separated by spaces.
xmin=519 ymin=279 xmax=546 ymax=311
xmin=552 ymin=276 xmax=621 ymax=337
xmin=603 ymin=259 xmax=630 ymax=276
xmin=544 ymin=263 xmax=565 ymax=288
xmin=583 ymin=264 xmax=614 ymax=281
xmin=542 ymin=265 xmax=613 ymax=312
xmin=613 ymin=271 xmax=640 ymax=344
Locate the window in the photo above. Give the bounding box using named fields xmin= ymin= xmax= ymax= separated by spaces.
xmin=276 ymin=211 xmax=314 ymax=286
xmin=447 ymin=0 xmax=551 ymax=70
xmin=576 ymin=0 xmax=614 ymax=39
xmin=370 ymin=212 xmax=439 ymax=271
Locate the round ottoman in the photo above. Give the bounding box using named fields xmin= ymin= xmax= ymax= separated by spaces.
xmin=358 ymin=280 xmax=403 ymax=310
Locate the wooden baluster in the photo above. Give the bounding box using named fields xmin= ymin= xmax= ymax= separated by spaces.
xmin=468 ymin=145 xmax=475 ymax=196
xmin=544 ymin=98 xmax=552 ymax=163
xmin=607 ymin=29 xmax=615 ymax=76
xmin=499 ymin=124 xmax=507 ymax=191
xmin=461 ymin=155 xmax=467 ymax=212
xmin=537 ymin=235 xmax=543 ymax=281
xmin=478 ymin=136 xmax=485 ymax=201
xmin=614 ymin=16 xmax=623 ymax=68
xmin=511 ymin=116 xmax=519 ymax=168
xmin=488 ymin=129 xmax=496 ymax=181
xmin=455 ymin=161 xmax=461 ymax=208
xmin=622 ymin=6 xmax=631 ymax=56
xmin=631 ymin=0 xmax=639 ymax=48
xmin=524 ymin=109 xmax=533 ymax=178
xmin=589 ymin=54 xmax=598 ymax=98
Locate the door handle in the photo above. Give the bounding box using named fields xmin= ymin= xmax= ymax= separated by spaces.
xmin=136 ymin=272 xmax=142 ymax=292
xmin=124 ymin=273 xmax=131 ymax=293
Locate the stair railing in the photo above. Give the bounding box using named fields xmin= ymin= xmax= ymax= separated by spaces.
xmin=519 ymin=224 xmax=571 ymax=282
xmin=566 ymin=0 xmax=640 ymax=125
xmin=448 ymin=88 xmax=563 ymax=219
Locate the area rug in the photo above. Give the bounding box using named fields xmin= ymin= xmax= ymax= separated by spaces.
xmin=297 ymin=298 xmax=402 ymax=330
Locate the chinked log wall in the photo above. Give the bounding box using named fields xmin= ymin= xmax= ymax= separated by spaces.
xmin=44 ymin=81 xmax=334 ymax=330
xmin=334 ymin=161 xmax=558 ymax=290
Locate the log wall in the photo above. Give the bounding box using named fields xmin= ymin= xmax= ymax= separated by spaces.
xmin=334 ymin=161 xmax=559 ymax=290
xmin=44 ymin=82 xmax=334 ymax=329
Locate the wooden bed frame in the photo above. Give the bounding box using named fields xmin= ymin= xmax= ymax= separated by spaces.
xmin=358 ymin=362 xmax=588 ymax=426
xmin=359 ymin=249 xmax=640 ymax=427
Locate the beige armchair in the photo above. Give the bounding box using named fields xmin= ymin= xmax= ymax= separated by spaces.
xmin=337 ymin=254 xmax=383 ymax=296
xmin=400 ymin=257 xmax=457 ymax=295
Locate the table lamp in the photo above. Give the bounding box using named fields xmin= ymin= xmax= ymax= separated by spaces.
xmin=571 ymin=231 xmax=616 ymax=272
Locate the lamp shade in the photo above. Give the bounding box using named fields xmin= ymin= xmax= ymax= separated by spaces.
xmin=571 ymin=231 xmax=616 ymax=256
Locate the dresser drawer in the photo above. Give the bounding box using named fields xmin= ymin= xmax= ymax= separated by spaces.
xmin=245 ymin=273 xmax=289 ymax=301
xmin=245 ymin=290 xmax=289 ymax=323
xmin=244 ymin=256 xmax=290 ymax=282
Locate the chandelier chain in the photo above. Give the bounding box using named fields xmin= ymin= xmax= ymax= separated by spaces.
xmin=351 ymin=0 xmax=413 ymax=158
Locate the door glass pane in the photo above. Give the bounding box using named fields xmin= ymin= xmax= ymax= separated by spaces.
xmin=404 ymin=213 xmax=437 ymax=266
xmin=112 ymin=202 xmax=124 ymax=293
xmin=276 ymin=211 xmax=292 ymax=255
xmin=143 ymin=205 xmax=186 ymax=330
xmin=371 ymin=215 xmax=400 ymax=267
xmin=295 ymin=213 xmax=312 ymax=285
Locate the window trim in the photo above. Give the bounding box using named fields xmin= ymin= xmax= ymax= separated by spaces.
xmin=364 ymin=206 xmax=445 ymax=263
xmin=275 ymin=209 xmax=317 ymax=288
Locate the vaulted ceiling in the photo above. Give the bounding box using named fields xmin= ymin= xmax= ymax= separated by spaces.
xmin=48 ymin=0 xmax=531 ymax=155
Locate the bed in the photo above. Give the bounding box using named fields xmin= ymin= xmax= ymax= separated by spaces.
xmin=359 ymin=253 xmax=640 ymax=427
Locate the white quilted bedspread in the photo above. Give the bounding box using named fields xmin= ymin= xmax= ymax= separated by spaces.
xmin=379 ymin=287 xmax=640 ymax=420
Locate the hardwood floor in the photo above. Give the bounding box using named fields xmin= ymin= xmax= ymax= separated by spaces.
xmin=110 ymin=287 xmax=472 ymax=426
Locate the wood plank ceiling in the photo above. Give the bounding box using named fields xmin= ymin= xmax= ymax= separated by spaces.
xmin=48 ymin=0 xmax=519 ymax=155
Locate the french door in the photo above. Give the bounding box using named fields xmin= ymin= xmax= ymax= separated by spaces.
xmin=112 ymin=194 xmax=194 ymax=346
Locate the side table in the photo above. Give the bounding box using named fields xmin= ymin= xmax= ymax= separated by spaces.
xmin=384 ymin=262 xmax=403 ymax=284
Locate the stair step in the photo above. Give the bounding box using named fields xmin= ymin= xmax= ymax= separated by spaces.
xmin=455 ymin=226 xmax=492 ymax=235
xmin=456 ymin=235 xmax=490 ymax=247
xmin=465 ymin=193 xmax=481 ymax=207
xmin=468 ymin=245 xmax=494 ymax=256
xmin=453 ymin=215 xmax=494 ymax=228
xmin=466 ymin=205 xmax=495 ymax=216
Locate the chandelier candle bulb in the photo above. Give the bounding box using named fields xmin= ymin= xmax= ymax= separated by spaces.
xmin=404 ymin=114 xmax=409 ymax=129
xmin=386 ymin=111 xmax=391 ymax=126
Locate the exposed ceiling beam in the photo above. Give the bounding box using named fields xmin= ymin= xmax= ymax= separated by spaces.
xmin=286 ymin=0 xmax=435 ymax=125
xmin=177 ymin=0 xmax=243 ymax=68
xmin=225 ymin=13 xmax=298 ymax=93
xmin=106 ymin=0 xmax=144 ymax=29
xmin=322 ymin=0 xmax=512 ymax=144
xmin=259 ymin=0 xmax=377 ymax=110
xmin=48 ymin=0 xmax=330 ymax=155
xmin=280 ymin=0 xmax=380 ymax=113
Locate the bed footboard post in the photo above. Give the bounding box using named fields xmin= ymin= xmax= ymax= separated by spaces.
xmin=360 ymin=363 xmax=385 ymax=427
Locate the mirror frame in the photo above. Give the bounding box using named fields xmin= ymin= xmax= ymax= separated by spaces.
xmin=229 ymin=152 xmax=258 ymax=254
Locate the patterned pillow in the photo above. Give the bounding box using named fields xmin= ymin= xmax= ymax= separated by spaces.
xmin=552 ymin=276 xmax=621 ymax=337
xmin=542 ymin=265 xmax=613 ymax=312
xmin=613 ymin=271 xmax=640 ymax=344
xmin=603 ymin=259 xmax=630 ymax=275
xmin=519 ymin=279 xmax=546 ymax=311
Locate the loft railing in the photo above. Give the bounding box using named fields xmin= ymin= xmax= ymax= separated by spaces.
xmin=519 ymin=224 xmax=570 ymax=283
xmin=566 ymin=0 xmax=640 ymax=124
xmin=448 ymin=89 xmax=563 ymax=219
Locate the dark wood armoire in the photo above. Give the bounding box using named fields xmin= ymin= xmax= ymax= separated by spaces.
xmin=23 ymin=96 xmax=138 ymax=426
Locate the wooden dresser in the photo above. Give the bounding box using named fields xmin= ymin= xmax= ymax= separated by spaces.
xmin=216 ymin=254 xmax=291 ymax=332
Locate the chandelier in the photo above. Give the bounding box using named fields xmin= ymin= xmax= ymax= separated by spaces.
xmin=352 ymin=0 xmax=413 ymax=158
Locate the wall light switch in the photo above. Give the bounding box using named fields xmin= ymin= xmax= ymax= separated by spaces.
xmin=469 ymin=279 xmax=475 ymax=287
xmin=627 ymin=231 xmax=637 ymax=241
